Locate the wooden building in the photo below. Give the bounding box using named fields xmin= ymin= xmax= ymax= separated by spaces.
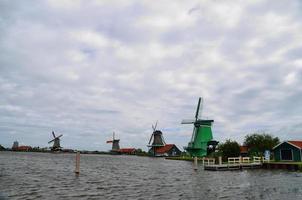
xmin=273 ymin=141 xmax=302 ymax=162
xmin=240 ymin=146 xmax=249 ymax=157
xmin=15 ymin=146 xmax=32 ymax=151
xmin=117 ymin=148 xmax=136 ymax=155
xmin=150 ymin=144 xmax=181 ymax=157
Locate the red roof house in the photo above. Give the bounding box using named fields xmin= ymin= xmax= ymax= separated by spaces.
xmin=273 ymin=140 xmax=302 ymax=162
xmin=153 ymin=144 xmax=181 ymax=157
xmin=16 ymin=146 xmax=32 ymax=151
xmin=240 ymin=145 xmax=249 ymax=156
xmin=118 ymin=148 xmax=136 ymax=154
xmin=287 ymin=141 xmax=302 ymax=149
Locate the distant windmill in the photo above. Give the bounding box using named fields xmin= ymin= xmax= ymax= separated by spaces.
xmin=106 ymin=132 xmax=120 ymax=152
xmin=182 ymin=97 xmax=218 ymax=157
xmin=48 ymin=131 xmax=63 ymax=151
xmin=147 ymin=121 xmax=166 ymax=156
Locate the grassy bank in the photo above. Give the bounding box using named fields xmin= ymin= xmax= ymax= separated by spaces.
xmin=165 ymin=156 xmax=203 ymax=161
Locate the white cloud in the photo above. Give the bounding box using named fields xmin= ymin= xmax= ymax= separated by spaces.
xmin=47 ymin=0 xmax=83 ymax=9
xmin=284 ymin=72 xmax=297 ymax=85
xmin=1 ymin=0 xmax=302 ymax=150
xmin=69 ymin=30 xmax=114 ymax=48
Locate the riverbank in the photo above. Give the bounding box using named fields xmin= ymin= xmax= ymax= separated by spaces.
xmin=263 ymin=162 xmax=302 ymax=171
xmin=165 ymin=156 xmax=197 ymax=161
xmin=166 ymin=156 xmax=302 ymax=172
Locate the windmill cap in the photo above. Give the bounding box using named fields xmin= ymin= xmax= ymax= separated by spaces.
xmin=195 ymin=119 xmax=214 ymax=125
xmin=153 ymin=130 xmax=163 ymax=134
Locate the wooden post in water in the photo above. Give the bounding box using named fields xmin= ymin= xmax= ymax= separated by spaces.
xmin=194 ymin=156 xmax=198 ymax=170
xmin=219 ymin=156 xmax=222 ymax=165
xmin=75 ymin=151 xmax=80 ymax=174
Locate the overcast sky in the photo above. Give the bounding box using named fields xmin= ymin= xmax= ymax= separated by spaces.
xmin=1 ymin=0 xmax=302 ymax=151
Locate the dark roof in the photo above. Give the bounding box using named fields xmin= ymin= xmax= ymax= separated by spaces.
xmin=106 ymin=139 xmax=120 ymax=143
xmin=153 ymin=130 xmax=163 ymax=135
xmin=155 ymin=144 xmax=175 ymax=153
xmin=195 ymin=120 xmax=214 ymax=126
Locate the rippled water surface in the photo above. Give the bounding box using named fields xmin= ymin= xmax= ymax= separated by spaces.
xmin=0 ymin=152 xmax=302 ymax=199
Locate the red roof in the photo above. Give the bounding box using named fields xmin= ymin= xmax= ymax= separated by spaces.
xmin=288 ymin=141 xmax=302 ymax=149
xmin=118 ymin=148 xmax=136 ymax=153
xmin=240 ymin=146 xmax=248 ymax=153
xmin=155 ymin=144 xmax=174 ymax=154
xmin=16 ymin=146 xmax=32 ymax=151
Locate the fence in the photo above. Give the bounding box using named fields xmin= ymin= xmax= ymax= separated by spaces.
xmin=228 ymin=157 xmax=241 ymax=164
xmin=202 ymin=157 xmax=215 ymax=165
xmin=227 ymin=156 xmax=263 ymax=164
xmin=253 ymin=156 xmax=261 ymax=163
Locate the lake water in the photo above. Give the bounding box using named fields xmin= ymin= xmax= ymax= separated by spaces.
xmin=0 ymin=152 xmax=301 ymax=200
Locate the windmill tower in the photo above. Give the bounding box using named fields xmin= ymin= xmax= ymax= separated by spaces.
xmin=181 ymin=97 xmax=216 ymax=157
xmin=106 ymin=132 xmax=120 ymax=152
xmin=12 ymin=141 xmax=19 ymax=150
xmin=147 ymin=121 xmax=166 ymax=156
xmin=48 ymin=131 xmax=63 ymax=151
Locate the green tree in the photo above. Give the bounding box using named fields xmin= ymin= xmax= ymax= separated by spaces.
xmin=218 ymin=140 xmax=240 ymax=161
xmin=136 ymin=148 xmax=143 ymax=153
xmin=244 ymin=133 xmax=279 ymax=156
xmin=135 ymin=148 xmax=148 ymax=156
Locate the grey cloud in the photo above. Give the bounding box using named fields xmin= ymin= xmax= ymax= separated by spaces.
xmin=1 ymin=0 xmax=302 ymax=150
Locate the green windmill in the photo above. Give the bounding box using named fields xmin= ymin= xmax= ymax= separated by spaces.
xmin=182 ymin=97 xmax=217 ymax=157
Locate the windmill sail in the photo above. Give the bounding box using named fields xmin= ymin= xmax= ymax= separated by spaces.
xmin=195 ymin=97 xmax=203 ymax=120
xmin=190 ymin=127 xmax=197 ymax=143
xmin=148 ymin=133 xmax=154 ymax=145
xmin=181 ymin=119 xmax=195 ymax=124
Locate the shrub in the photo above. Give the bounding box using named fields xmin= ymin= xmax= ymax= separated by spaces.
xmin=244 ymin=133 xmax=279 ymax=156
xmin=218 ymin=140 xmax=240 ymax=161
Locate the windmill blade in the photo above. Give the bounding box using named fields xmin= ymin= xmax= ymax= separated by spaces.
xmin=195 ymin=97 xmax=204 ymax=120
xmin=56 ymin=134 xmax=63 ymax=138
xmin=152 ymin=125 xmax=155 ymax=131
xmin=190 ymin=127 xmax=197 ymax=143
xmin=52 ymin=131 xmax=56 ymax=138
xmin=195 ymin=97 xmax=201 ymax=120
xmin=199 ymin=98 xmax=204 ymax=119
xmin=154 ymin=121 xmax=158 ymax=130
xmin=181 ymin=119 xmax=195 ymax=124
xmin=48 ymin=139 xmax=55 ymax=144
xmin=148 ymin=133 xmax=154 ymax=144
xmin=160 ymin=134 xmax=166 ymax=145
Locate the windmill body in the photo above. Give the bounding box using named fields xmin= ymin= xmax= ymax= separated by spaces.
xmin=106 ymin=132 xmax=120 ymax=152
xmin=111 ymin=139 xmax=120 ymax=151
xmin=53 ymin=138 xmax=60 ymax=148
xmin=182 ymin=97 xmax=216 ymax=157
xmin=48 ymin=131 xmax=63 ymax=151
xmin=186 ymin=119 xmax=214 ymax=157
xmin=147 ymin=122 xmax=166 ymax=156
